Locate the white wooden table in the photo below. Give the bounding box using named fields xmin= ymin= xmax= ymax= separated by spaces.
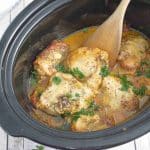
xmin=0 ymin=0 xmax=149 ymax=149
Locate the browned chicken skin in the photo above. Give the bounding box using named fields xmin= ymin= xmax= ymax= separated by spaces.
xmin=34 ymin=40 xmax=69 ymax=76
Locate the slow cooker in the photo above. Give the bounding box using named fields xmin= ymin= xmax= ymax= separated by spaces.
xmin=0 ymin=0 xmax=150 ymax=149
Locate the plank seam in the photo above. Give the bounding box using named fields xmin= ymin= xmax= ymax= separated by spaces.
xmin=6 ymin=135 xmax=8 ymax=150
xmin=134 ymin=140 xmax=137 ymax=150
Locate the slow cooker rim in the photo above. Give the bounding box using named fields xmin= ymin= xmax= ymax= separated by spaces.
xmin=0 ymin=0 xmax=150 ymax=149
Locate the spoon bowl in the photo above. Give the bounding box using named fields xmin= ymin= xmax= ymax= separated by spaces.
xmin=84 ymin=0 xmax=131 ymax=67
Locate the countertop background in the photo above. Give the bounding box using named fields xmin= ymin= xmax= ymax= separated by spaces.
xmin=0 ymin=0 xmax=149 ymax=150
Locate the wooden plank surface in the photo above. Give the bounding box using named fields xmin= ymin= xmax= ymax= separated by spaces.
xmin=23 ymin=139 xmax=38 ymax=150
xmin=135 ymin=133 xmax=150 ymax=150
xmin=0 ymin=127 xmax=7 ymax=150
xmin=24 ymin=138 xmax=56 ymax=150
xmin=8 ymin=136 xmax=24 ymax=150
xmin=0 ymin=12 xmax=10 ymax=38
xmin=0 ymin=0 xmax=149 ymax=150
xmin=24 ymin=0 xmax=34 ymax=6
xmin=107 ymin=141 xmax=135 ymax=150
xmin=10 ymin=0 xmax=24 ymax=21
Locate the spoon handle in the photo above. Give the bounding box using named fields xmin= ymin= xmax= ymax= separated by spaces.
xmin=111 ymin=0 xmax=131 ymax=20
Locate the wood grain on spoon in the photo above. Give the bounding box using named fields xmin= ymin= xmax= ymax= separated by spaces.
xmin=84 ymin=0 xmax=131 ymax=67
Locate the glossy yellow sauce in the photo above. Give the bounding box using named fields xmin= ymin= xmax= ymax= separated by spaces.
xmin=63 ymin=27 xmax=97 ymax=51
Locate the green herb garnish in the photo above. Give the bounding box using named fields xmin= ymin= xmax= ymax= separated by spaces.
xmin=100 ymin=66 xmax=110 ymax=77
xmin=56 ymin=64 xmax=85 ymax=79
xmin=72 ymin=108 xmax=95 ymax=122
xmin=145 ymin=69 xmax=150 ymax=78
xmin=61 ymin=101 xmax=99 ymax=121
xmin=30 ymin=70 xmax=39 ymax=86
xmin=138 ymin=60 xmax=150 ymax=78
xmin=52 ymin=76 xmax=62 ymax=85
xmin=70 ymin=68 xmax=85 ymax=79
xmin=119 ymin=73 xmax=147 ymax=96
xmin=82 ymin=28 xmax=88 ymax=33
xmin=75 ymin=93 xmax=80 ymax=97
xmin=135 ymin=69 xmax=150 ymax=78
xmin=55 ymin=64 xmax=67 ymax=73
xmin=88 ymin=101 xmax=99 ymax=111
xmin=141 ymin=60 xmax=150 ymax=66
xmin=136 ymin=70 xmax=143 ymax=76
xmin=132 ymin=86 xmax=147 ymax=96
xmin=119 ymin=75 xmax=132 ymax=91
xmin=32 ymin=145 xmax=44 ymax=150
xmin=72 ymin=101 xmax=99 ymax=122
xmin=66 ymin=93 xmax=80 ymax=101
xmin=62 ymin=111 xmax=71 ymax=118
xmin=72 ymin=109 xmax=88 ymax=122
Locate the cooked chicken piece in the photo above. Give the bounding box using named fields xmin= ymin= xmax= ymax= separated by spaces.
xmin=87 ymin=50 xmax=109 ymax=90
xmin=100 ymin=76 xmax=139 ymax=111
xmin=86 ymin=67 xmax=102 ymax=91
xmin=118 ymin=33 xmax=149 ymax=72
xmin=66 ymin=47 xmax=108 ymax=78
xmin=113 ymin=48 xmax=150 ymax=76
xmin=36 ymin=72 xmax=94 ymax=115
xmin=34 ymin=40 xmax=69 ymax=76
xmin=66 ymin=47 xmax=109 ymax=90
xmin=101 ymin=108 xmax=135 ymax=126
xmin=71 ymin=105 xmax=136 ymax=132
xmin=71 ymin=107 xmax=132 ymax=132
xmin=71 ymin=114 xmax=108 ymax=132
xmin=112 ymin=64 xmax=135 ymax=76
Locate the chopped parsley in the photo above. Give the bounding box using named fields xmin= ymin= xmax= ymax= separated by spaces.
xmin=72 ymin=109 xmax=90 ymax=122
xmin=55 ymin=64 xmax=67 ymax=73
xmin=30 ymin=70 xmax=39 ymax=86
xmin=135 ymin=68 xmax=150 ymax=79
xmin=56 ymin=64 xmax=85 ymax=79
xmin=88 ymin=101 xmax=99 ymax=110
xmin=141 ymin=60 xmax=150 ymax=66
xmin=66 ymin=93 xmax=80 ymax=101
xmin=75 ymin=93 xmax=80 ymax=97
xmin=136 ymin=70 xmax=143 ymax=76
xmin=72 ymin=101 xmax=99 ymax=122
xmin=132 ymin=86 xmax=147 ymax=96
xmin=119 ymin=75 xmax=147 ymax=96
xmin=100 ymin=66 xmax=110 ymax=77
xmin=82 ymin=28 xmax=88 ymax=33
xmin=135 ymin=69 xmax=150 ymax=78
xmin=145 ymin=69 xmax=150 ymax=78
xmin=70 ymin=68 xmax=85 ymax=79
xmin=119 ymin=75 xmax=132 ymax=91
xmin=52 ymin=76 xmax=62 ymax=85
xmin=61 ymin=101 xmax=99 ymax=122
xmin=135 ymin=60 xmax=150 ymax=78
xmin=62 ymin=111 xmax=71 ymax=118
xmin=32 ymin=145 xmax=44 ymax=150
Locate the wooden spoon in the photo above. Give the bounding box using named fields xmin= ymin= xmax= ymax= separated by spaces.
xmin=84 ymin=0 xmax=131 ymax=67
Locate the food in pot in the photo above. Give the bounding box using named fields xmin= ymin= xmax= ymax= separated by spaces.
xmin=29 ymin=26 xmax=150 ymax=132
